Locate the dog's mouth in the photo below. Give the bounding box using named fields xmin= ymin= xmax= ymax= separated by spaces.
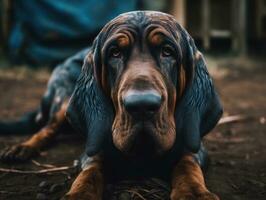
xmin=124 ymin=122 xmax=157 ymax=157
xmin=113 ymin=119 xmax=172 ymax=159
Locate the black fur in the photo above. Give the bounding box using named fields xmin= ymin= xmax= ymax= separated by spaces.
xmin=66 ymin=38 xmax=114 ymax=156
xmin=174 ymin=28 xmax=223 ymax=153
xmin=0 ymin=110 xmax=40 ymax=135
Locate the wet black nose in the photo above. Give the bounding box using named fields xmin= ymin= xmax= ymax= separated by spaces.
xmin=123 ymin=90 xmax=162 ymax=118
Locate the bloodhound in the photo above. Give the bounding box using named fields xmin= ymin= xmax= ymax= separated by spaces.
xmin=0 ymin=11 xmax=223 ymax=200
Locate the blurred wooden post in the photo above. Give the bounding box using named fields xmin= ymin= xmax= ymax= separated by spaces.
xmin=172 ymin=0 xmax=186 ymax=27
xmin=232 ymin=0 xmax=238 ymax=52
xmin=1 ymin=0 xmax=12 ymax=48
xmin=256 ymin=0 xmax=266 ymax=38
xmin=238 ymin=0 xmax=247 ymax=55
xmin=202 ymin=0 xmax=210 ymax=50
xmin=232 ymin=0 xmax=247 ymax=55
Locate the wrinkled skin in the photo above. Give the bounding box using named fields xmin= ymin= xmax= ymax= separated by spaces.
xmin=109 ymin=24 xmax=178 ymax=156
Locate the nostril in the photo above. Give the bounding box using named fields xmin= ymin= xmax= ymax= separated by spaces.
xmin=123 ymin=90 xmax=162 ymax=116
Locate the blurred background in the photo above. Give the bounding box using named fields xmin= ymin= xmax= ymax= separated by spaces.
xmin=0 ymin=1 xmax=265 ymax=200
xmin=1 ymin=0 xmax=265 ymax=66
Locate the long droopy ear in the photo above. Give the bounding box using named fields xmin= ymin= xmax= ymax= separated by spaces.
xmin=66 ymin=39 xmax=114 ymax=156
xmin=174 ymin=26 xmax=223 ymax=153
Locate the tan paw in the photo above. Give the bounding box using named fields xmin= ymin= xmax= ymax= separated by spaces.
xmin=197 ymin=192 xmax=219 ymax=200
xmin=171 ymin=191 xmax=219 ymax=200
xmin=0 ymin=144 xmax=38 ymax=162
xmin=61 ymin=191 xmax=101 ymax=200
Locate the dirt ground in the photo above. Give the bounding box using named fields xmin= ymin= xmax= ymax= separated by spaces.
xmin=0 ymin=56 xmax=265 ymax=200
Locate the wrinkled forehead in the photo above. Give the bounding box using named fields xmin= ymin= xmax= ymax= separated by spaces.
xmin=98 ymin=11 xmax=180 ymax=43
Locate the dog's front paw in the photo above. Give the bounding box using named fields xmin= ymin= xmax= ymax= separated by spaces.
xmin=197 ymin=192 xmax=220 ymax=200
xmin=171 ymin=190 xmax=219 ymax=200
xmin=61 ymin=191 xmax=101 ymax=200
xmin=0 ymin=144 xmax=38 ymax=162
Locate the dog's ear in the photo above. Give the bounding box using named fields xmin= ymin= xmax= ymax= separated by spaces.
xmin=66 ymin=39 xmax=114 ymax=156
xmin=174 ymin=28 xmax=223 ymax=153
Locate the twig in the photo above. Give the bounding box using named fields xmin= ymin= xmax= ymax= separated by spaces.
xmin=150 ymin=178 xmax=170 ymax=191
xmin=0 ymin=190 xmax=15 ymax=194
xmin=0 ymin=165 xmax=75 ymax=174
xmin=218 ymin=115 xmax=248 ymax=125
xmin=31 ymin=160 xmax=74 ymax=179
xmin=125 ymin=189 xmax=147 ymax=200
xmin=31 ymin=159 xmax=56 ymax=168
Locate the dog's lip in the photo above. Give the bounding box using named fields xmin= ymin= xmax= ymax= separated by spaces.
xmin=117 ymin=123 xmax=163 ymax=158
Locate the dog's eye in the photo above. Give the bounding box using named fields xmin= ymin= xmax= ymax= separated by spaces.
xmin=161 ymin=45 xmax=174 ymax=57
xmin=109 ymin=46 xmax=122 ymax=58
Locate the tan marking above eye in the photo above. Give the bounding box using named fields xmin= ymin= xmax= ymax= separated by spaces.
xmin=147 ymin=26 xmax=172 ymax=46
xmin=117 ymin=36 xmax=130 ymax=48
xmin=150 ymin=33 xmax=164 ymax=46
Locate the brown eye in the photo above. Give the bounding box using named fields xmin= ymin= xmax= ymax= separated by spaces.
xmin=161 ymin=45 xmax=174 ymax=57
xmin=110 ymin=46 xmax=121 ymax=58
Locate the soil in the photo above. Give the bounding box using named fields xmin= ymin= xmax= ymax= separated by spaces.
xmin=0 ymin=56 xmax=265 ymax=200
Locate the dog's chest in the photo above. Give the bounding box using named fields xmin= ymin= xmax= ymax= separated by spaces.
xmin=102 ymin=150 xmax=182 ymax=182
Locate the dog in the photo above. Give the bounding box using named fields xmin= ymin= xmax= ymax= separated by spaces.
xmin=0 ymin=11 xmax=223 ymax=200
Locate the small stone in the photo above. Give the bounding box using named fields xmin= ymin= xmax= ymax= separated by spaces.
xmin=36 ymin=193 xmax=47 ymax=200
xmin=118 ymin=192 xmax=130 ymax=200
xmin=39 ymin=181 xmax=48 ymax=188
xmin=215 ymin=160 xmax=225 ymax=166
xmin=209 ymin=145 xmax=218 ymax=151
xmin=73 ymin=159 xmax=79 ymax=167
xmin=228 ymin=160 xmax=236 ymax=166
xmin=49 ymin=184 xmax=63 ymax=193
xmin=225 ymin=129 xmax=235 ymax=136
xmin=260 ymin=117 xmax=265 ymax=124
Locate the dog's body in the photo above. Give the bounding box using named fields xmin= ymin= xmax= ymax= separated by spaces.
xmin=0 ymin=48 xmax=89 ymax=161
xmin=0 ymin=11 xmax=222 ymax=200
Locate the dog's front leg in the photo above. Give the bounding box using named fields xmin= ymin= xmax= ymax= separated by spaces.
xmin=170 ymin=153 xmax=219 ymax=200
xmin=63 ymin=155 xmax=103 ymax=200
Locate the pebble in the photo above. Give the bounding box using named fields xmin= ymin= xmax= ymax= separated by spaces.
xmin=215 ymin=160 xmax=225 ymax=166
xmin=118 ymin=192 xmax=130 ymax=200
xmin=73 ymin=159 xmax=79 ymax=167
xmin=49 ymin=183 xmax=63 ymax=193
xmin=36 ymin=193 xmax=47 ymax=200
xmin=39 ymin=181 xmax=48 ymax=189
xmin=229 ymin=160 xmax=236 ymax=166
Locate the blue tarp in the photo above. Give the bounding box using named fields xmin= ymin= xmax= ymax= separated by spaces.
xmin=8 ymin=0 xmax=138 ymax=66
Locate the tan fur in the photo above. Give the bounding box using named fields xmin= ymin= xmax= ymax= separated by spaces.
xmin=170 ymin=154 xmax=219 ymax=200
xmin=149 ymin=31 xmax=164 ymax=46
xmin=64 ymin=156 xmax=103 ymax=200
xmin=178 ymin=65 xmax=186 ymax=98
xmin=117 ymin=34 xmax=131 ymax=48
xmin=0 ymin=101 xmax=69 ymax=160
xmin=22 ymin=101 xmax=68 ymax=150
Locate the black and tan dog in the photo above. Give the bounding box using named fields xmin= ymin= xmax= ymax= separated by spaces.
xmin=0 ymin=11 xmax=222 ymax=200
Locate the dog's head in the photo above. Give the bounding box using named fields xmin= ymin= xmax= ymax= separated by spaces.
xmin=66 ymin=11 xmax=222 ymax=157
